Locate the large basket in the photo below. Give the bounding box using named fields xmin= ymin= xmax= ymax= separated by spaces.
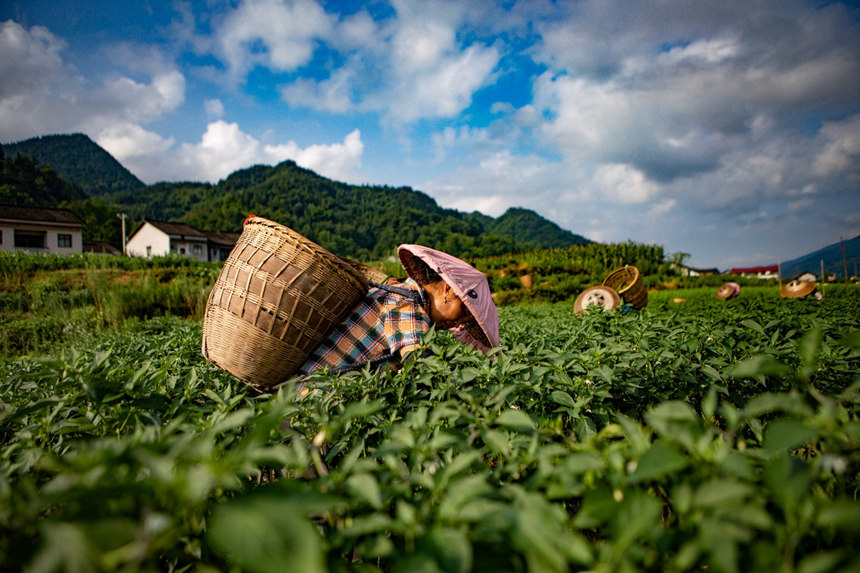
xmin=202 ymin=217 xmax=369 ymax=390
xmin=602 ymin=265 xmax=648 ymax=310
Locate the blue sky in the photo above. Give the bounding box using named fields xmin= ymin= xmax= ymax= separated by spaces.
xmin=2 ymin=0 xmax=859 ymax=270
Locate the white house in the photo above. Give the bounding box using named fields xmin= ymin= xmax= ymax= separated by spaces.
xmin=0 ymin=205 xmax=83 ymax=255
xmin=726 ymin=265 xmax=780 ymax=280
xmin=673 ymin=264 xmax=719 ymax=277
xmin=126 ymin=220 xmax=239 ymax=262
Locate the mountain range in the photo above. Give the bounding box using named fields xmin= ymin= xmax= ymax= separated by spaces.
xmin=780 ymin=234 xmax=860 ymax=280
xmin=1 ymin=134 xmax=591 ymax=260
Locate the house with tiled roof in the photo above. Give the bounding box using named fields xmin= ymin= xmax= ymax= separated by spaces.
xmin=0 ymin=205 xmax=83 ymax=254
xmin=726 ymin=265 xmax=780 ymax=279
xmin=126 ymin=220 xmax=238 ymax=262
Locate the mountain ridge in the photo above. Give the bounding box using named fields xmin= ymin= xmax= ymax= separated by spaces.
xmin=780 ymin=234 xmax=860 ymax=279
xmin=2 ymin=133 xmax=144 ymax=196
xmin=0 ymin=134 xmax=592 ymax=260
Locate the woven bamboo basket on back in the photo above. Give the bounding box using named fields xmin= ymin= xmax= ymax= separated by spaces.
xmin=602 ymin=265 xmax=648 ymax=310
xmin=201 ymin=216 xmax=369 ymax=390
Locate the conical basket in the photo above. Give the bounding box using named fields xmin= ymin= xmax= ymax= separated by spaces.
xmin=201 ymin=217 xmax=369 ymax=390
xmin=602 ymin=265 xmax=648 ymax=310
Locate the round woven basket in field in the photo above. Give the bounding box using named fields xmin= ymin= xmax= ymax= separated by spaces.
xmin=602 ymin=265 xmax=648 ymax=310
xmin=201 ymin=217 xmax=368 ymax=390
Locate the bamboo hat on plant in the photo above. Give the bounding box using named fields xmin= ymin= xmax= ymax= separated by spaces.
xmin=398 ymin=244 xmax=500 ymax=353
xmin=780 ymin=279 xmax=817 ymax=298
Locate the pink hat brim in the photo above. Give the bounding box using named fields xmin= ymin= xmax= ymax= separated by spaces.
xmin=398 ymin=244 xmax=500 ymax=351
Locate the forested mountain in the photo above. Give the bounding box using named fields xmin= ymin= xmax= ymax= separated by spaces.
xmin=1 ymin=134 xmax=143 ymax=195
xmin=0 ymin=134 xmax=593 ymax=260
xmin=487 ymin=207 xmax=591 ymax=249
xmin=780 ymin=234 xmax=860 ymax=279
xmin=0 ymin=147 xmax=87 ymax=206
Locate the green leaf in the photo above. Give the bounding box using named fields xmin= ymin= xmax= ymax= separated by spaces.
xmin=725 ymin=355 xmax=791 ymax=378
xmin=797 ymin=324 xmax=823 ymax=371
xmin=797 ymin=551 xmax=853 ymax=573
xmin=694 ymin=479 xmax=752 ymax=508
xmin=549 ymin=390 xmax=575 ymax=408
xmin=207 ymin=495 xmax=325 ymax=573
xmin=743 ymin=393 xmax=815 ymax=420
xmin=612 ymin=490 xmax=663 ymax=549
xmin=763 ymin=418 xmax=817 ymax=454
xmin=495 ymin=409 xmax=536 ymax=433
xmin=481 ymin=429 xmax=510 ymax=456
xmin=763 ymin=452 xmax=814 ymax=510
xmin=346 ymin=473 xmax=383 ymax=510
xmin=645 ymin=401 xmax=700 ymax=445
xmin=629 ymin=441 xmax=689 ymax=483
xmin=741 ymin=319 xmax=764 ymax=335
xmin=816 ymin=499 xmax=860 ymax=532
xmin=419 ymin=528 xmax=473 ymax=573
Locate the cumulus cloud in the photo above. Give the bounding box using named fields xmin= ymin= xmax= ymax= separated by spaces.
xmin=0 ymin=20 xmax=185 ymax=142
xmin=109 ymin=121 xmax=364 ymax=185
xmin=274 ymin=0 xmax=500 ymax=123
xmin=96 ymin=123 xmax=174 ymax=164
xmin=213 ymin=0 xmax=334 ymax=81
xmin=522 ymin=0 xmax=860 ymax=227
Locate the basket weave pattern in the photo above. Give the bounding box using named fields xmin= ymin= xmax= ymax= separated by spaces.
xmin=202 ymin=217 xmax=368 ymax=389
xmin=602 ymin=265 xmax=648 ymax=310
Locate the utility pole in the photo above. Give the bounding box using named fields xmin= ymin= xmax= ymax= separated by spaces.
xmin=117 ymin=212 xmax=127 ymax=255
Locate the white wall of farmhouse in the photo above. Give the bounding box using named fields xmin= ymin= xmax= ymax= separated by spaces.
xmin=0 ymin=223 xmax=82 ymax=254
xmin=126 ymin=223 xmax=171 ymax=258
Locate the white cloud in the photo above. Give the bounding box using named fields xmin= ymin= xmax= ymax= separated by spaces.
xmin=275 ymin=0 xmax=500 ymax=123
xmin=213 ymin=0 xmax=334 ymax=81
xmin=0 ymin=20 xmax=185 ymax=142
xmin=813 ymin=116 xmax=860 ymax=177
xmin=204 ymin=98 xmax=224 ymax=119
xmin=96 ymin=123 xmax=174 ymax=164
xmin=102 ymin=71 xmax=186 ymax=123
xmin=109 ymin=121 xmax=364 ymax=185
xmin=280 ymin=70 xmax=355 ymax=113
xmin=264 ymin=128 xmax=363 ymax=181
xmin=0 ymin=20 xmax=67 ymax=97
xmin=592 ymin=164 xmax=659 ymax=205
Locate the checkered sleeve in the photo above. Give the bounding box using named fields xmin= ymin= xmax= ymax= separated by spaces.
xmin=383 ymin=295 xmax=431 ymax=355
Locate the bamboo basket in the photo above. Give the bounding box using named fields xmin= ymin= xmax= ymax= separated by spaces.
xmin=602 ymin=265 xmax=648 ymax=310
xmin=201 ymin=217 xmax=369 ymax=390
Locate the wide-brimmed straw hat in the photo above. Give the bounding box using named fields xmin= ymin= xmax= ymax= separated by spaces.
xmin=780 ymin=279 xmax=817 ymax=298
xmin=398 ymin=244 xmax=500 ymax=352
xmin=716 ymin=282 xmax=741 ymax=300
xmin=574 ymin=285 xmax=621 ymax=314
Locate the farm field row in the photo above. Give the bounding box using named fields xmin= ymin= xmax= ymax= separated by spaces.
xmin=1 ymin=286 xmax=858 ymax=572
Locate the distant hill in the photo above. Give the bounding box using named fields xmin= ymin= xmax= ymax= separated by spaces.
xmin=105 ymin=160 xmax=592 ymax=260
xmin=780 ymin=235 xmax=860 ymax=279
xmin=1 ymin=133 xmax=144 ymax=196
xmin=0 ymin=148 xmax=87 ymax=206
xmin=487 ymin=207 xmax=591 ymax=248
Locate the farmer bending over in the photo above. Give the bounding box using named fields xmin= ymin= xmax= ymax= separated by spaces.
xmin=296 ymin=244 xmax=500 ymax=376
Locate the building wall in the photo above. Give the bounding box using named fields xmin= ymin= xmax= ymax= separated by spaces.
xmin=169 ymin=239 xmax=209 ymax=262
xmin=126 ymin=223 xmax=171 ymax=257
xmin=0 ymin=223 xmax=83 ymax=254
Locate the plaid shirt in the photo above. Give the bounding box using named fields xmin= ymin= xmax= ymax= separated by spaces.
xmin=298 ymin=279 xmax=431 ymax=375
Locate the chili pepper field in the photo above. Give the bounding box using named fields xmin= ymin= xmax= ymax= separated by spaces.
xmin=1 ymin=283 xmax=859 ymax=572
